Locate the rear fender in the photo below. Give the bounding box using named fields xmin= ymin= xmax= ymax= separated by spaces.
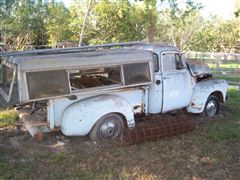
xmin=187 ymin=79 xmax=228 ymax=113
xmin=60 ymin=94 xmax=135 ymax=136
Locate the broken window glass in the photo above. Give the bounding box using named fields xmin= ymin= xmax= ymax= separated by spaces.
xmin=69 ymin=66 xmax=121 ymax=90
xmin=26 ymin=70 xmax=70 ymax=99
xmin=123 ymin=63 xmax=151 ymax=85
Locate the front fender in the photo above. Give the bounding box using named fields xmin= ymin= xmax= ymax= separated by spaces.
xmin=187 ymin=79 xmax=228 ymax=113
xmin=60 ymin=94 xmax=135 ymax=136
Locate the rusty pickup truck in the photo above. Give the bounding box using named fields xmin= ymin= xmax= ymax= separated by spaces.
xmin=0 ymin=42 xmax=228 ymax=141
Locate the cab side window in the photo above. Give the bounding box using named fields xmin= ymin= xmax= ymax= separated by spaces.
xmin=162 ymin=53 xmax=184 ymax=71
xmin=153 ymin=53 xmax=159 ymax=72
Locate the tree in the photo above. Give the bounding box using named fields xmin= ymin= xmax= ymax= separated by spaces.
xmin=45 ymin=1 xmax=70 ymax=47
xmin=89 ymin=0 xmax=137 ymax=44
xmin=155 ymin=0 xmax=203 ymax=50
xmin=0 ymin=0 xmax=49 ymax=50
xmin=79 ymin=0 xmax=93 ymax=46
xmin=234 ymin=0 xmax=240 ymax=17
xmin=143 ymin=0 xmax=158 ymax=42
xmin=0 ymin=0 xmax=16 ymax=45
xmin=190 ymin=17 xmax=240 ymax=52
xmin=68 ymin=0 xmax=95 ymax=45
xmin=131 ymin=0 xmax=163 ymax=42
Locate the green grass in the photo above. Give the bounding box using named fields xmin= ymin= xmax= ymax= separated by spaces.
xmin=223 ymin=88 xmax=240 ymax=119
xmin=193 ymin=88 xmax=240 ymax=144
xmin=204 ymin=123 xmax=240 ymax=143
xmin=213 ymin=75 xmax=240 ymax=83
xmin=0 ymin=110 xmax=17 ymax=127
xmin=210 ymin=88 xmax=240 ymax=142
xmin=203 ymin=61 xmax=240 ymax=83
xmin=208 ymin=63 xmax=240 ymax=69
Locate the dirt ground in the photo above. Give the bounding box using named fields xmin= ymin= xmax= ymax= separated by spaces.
xmin=0 ymin=89 xmax=240 ymax=179
xmin=0 ymin=114 xmax=239 ymax=179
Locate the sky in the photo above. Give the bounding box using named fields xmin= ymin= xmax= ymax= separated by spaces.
xmin=195 ymin=0 xmax=236 ymax=19
xmin=62 ymin=0 xmax=236 ymax=19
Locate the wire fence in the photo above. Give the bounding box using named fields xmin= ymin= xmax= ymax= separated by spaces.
xmin=186 ymin=52 xmax=240 ymax=90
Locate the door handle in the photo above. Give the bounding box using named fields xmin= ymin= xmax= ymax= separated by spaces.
xmin=163 ymin=76 xmax=171 ymax=80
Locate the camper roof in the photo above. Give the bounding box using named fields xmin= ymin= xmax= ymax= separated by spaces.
xmin=3 ymin=49 xmax=153 ymax=71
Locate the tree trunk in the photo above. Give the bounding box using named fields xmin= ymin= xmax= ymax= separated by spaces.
xmin=148 ymin=21 xmax=154 ymax=43
xmin=79 ymin=0 xmax=93 ymax=46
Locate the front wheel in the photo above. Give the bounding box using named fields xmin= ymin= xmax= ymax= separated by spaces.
xmin=203 ymin=95 xmax=219 ymax=117
xmin=90 ymin=114 xmax=124 ymax=142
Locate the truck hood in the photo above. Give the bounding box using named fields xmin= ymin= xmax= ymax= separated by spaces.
xmin=187 ymin=60 xmax=211 ymax=77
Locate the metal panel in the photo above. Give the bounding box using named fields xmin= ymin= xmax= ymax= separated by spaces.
xmin=52 ymin=88 xmax=144 ymax=128
xmin=60 ymin=94 xmax=136 ymax=136
xmin=187 ymin=79 xmax=228 ymax=113
xmin=161 ymin=51 xmax=194 ymax=112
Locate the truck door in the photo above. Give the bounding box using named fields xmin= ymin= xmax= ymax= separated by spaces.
xmin=148 ymin=53 xmax=163 ymax=114
xmin=161 ymin=51 xmax=193 ymax=112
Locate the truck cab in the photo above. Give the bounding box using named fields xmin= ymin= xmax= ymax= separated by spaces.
xmin=0 ymin=42 xmax=228 ymax=141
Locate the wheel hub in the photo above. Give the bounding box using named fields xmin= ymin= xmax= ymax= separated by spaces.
xmin=100 ymin=121 xmax=117 ymax=138
xmin=206 ymin=101 xmax=217 ymax=117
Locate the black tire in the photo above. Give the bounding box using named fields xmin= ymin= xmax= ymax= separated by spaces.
xmin=203 ymin=95 xmax=219 ymax=117
xmin=90 ymin=114 xmax=124 ymax=142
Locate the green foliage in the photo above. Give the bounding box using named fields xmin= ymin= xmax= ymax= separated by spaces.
xmin=0 ymin=0 xmax=239 ymax=51
xmin=89 ymin=0 xmax=139 ymax=44
xmin=45 ymin=1 xmax=71 ymax=46
xmin=156 ymin=0 xmax=203 ymax=50
xmin=189 ymin=17 xmax=240 ymax=52
xmin=0 ymin=0 xmax=49 ymax=50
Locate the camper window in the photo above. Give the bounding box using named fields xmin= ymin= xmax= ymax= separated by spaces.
xmin=69 ymin=66 xmax=121 ymax=90
xmin=123 ymin=63 xmax=151 ymax=85
xmin=26 ymin=70 xmax=70 ymax=99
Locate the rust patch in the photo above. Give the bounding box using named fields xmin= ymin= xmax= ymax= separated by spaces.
xmin=34 ymin=132 xmax=43 ymax=142
xmin=133 ymin=105 xmax=141 ymax=110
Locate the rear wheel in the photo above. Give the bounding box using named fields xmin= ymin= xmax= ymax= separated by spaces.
xmin=203 ymin=95 xmax=219 ymax=117
xmin=90 ymin=114 xmax=124 ymax=142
